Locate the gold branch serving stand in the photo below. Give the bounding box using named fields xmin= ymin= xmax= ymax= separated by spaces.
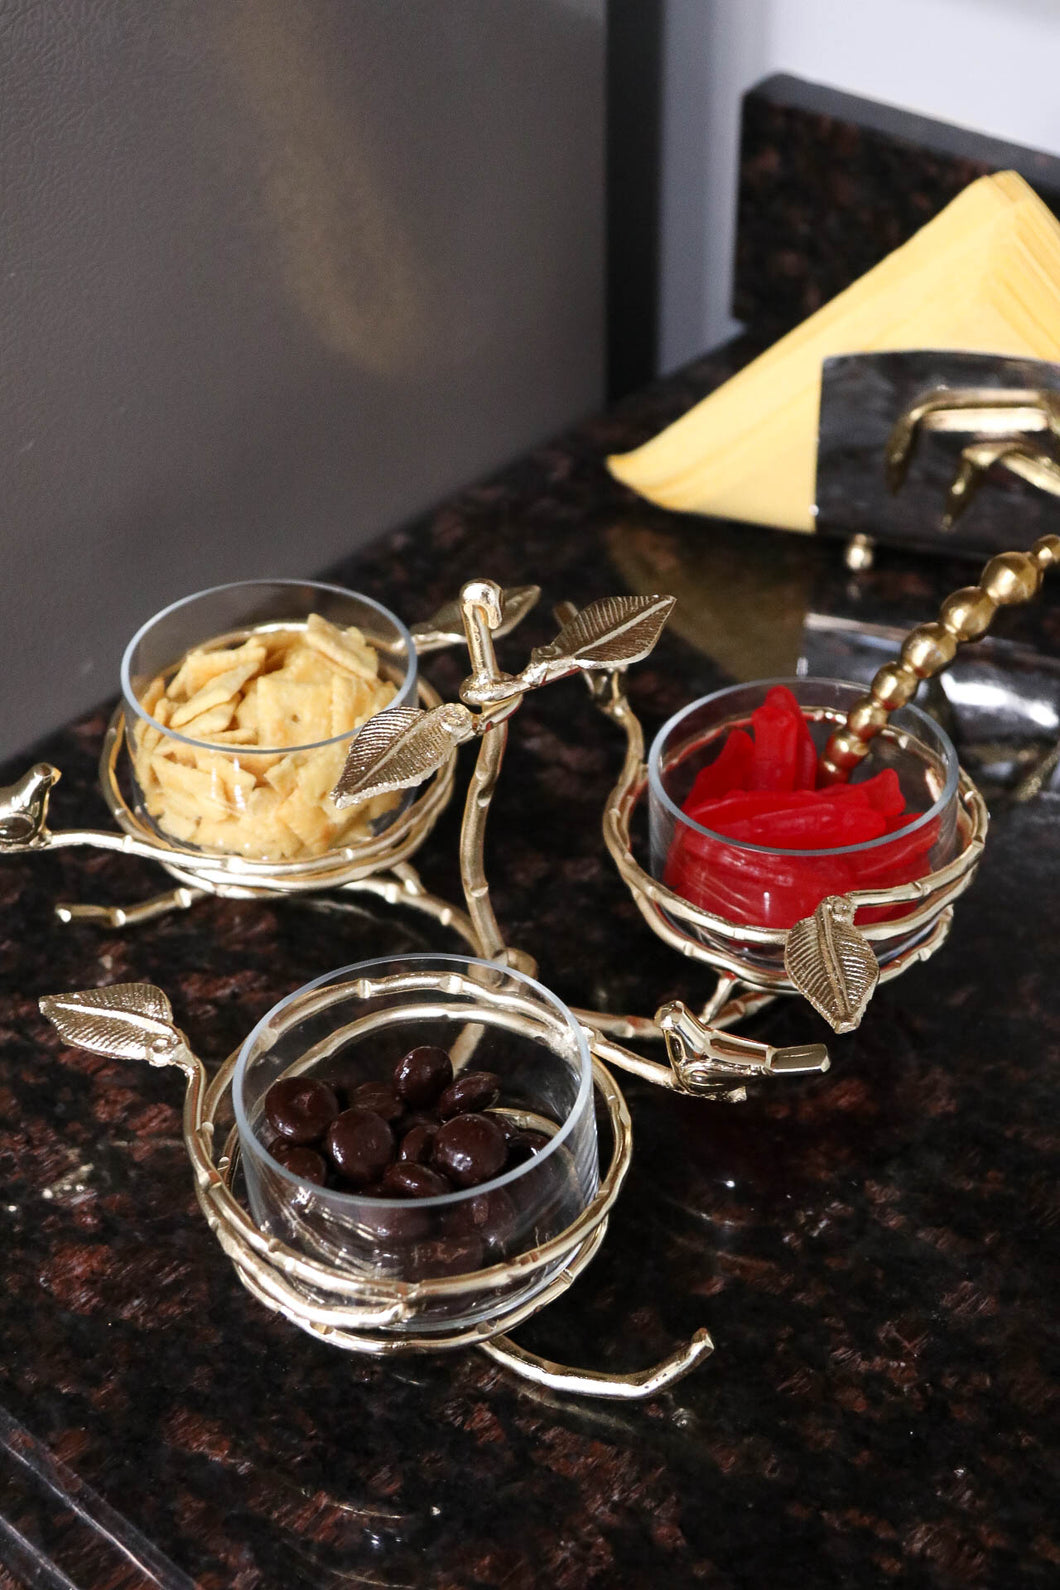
xmin=28 ymin=509 xmax=1058 ymax=1398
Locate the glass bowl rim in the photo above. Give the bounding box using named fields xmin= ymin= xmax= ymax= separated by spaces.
xmin=120 ymin=578 xmax=416 ymax=755
xmin=648 ymin=675 xmax=960 ymax=859
xmin=233 ymin=952 xmax=596 ymax=1210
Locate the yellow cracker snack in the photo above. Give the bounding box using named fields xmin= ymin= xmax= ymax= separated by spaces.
xmin=137 ymin=693 xmax=171 ymax=756
xmin=148 ymin=806 xmax=199 ymax=845
xmin=254 ymin=677 xmax=333 ymax=750
xmin=234 ymin=678 xmax=260 ymax=733
xmin=205 ymin=728 xmax=259 ymax=745
xmin=279 ymin=645 xmax=337 ymax=686
xmin=278 ymin=785 xmax=335 ymax=849
xmin=304 ymin=612 xmax=379 ymax=681
xmin=298 ymin=743 xmax=348 ymax=803
xmin=141 ymin=676 xmax=166 ymax=717
xmin=169 ymin=659 xmax=263 ymax=728
xmin=194 ymin=815 xmax=236 ymax=851
xmin=130 ymin=613 xmax=401 ymax=860
xmin=262 ymin=752 xmax=303 ymax=800
xmin=189 ymin=748 xmax=258 ymax=806
xmin=329 ymin=671 xmax=363 ymax=737
xmin=168 ymin=638 xmax=267 ymax=699
xmin=176 ymin=702 xmax=236 ymax=741
xmin=150 ymin=756 xmax=235 ymax=820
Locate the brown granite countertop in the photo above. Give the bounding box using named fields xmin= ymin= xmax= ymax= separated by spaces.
xmin=1 ymin=342 xmax=1058 ymax=1588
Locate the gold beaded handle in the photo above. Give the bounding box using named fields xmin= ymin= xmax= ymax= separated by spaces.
xmin=819 ymin=535 xmax=1060 ymax=783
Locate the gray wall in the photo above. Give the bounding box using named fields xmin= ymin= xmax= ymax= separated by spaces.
xmin=1 ymin=0 xmax=604 ymax=759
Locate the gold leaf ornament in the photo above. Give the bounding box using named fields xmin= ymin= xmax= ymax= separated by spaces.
xmin=784 ymin=896 xmax=880 ymax=1033
xmin=520 ymin=594 xmax=675 ymax=688
xmin=331 ymin=702 xmax=477 ymax=806
xmin=39 ymin=983 xmax=185 ymax=1065
xmin=410 ymin=585 xmax=541 ymax=651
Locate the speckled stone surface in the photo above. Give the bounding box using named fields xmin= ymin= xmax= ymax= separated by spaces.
xmin=735 ymin=75 xmax=1060 ymax=339
xmin=2 ymin=341 xmax=1059 ymax=1588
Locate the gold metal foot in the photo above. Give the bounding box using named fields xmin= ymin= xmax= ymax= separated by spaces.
xmin=55 ymin=886 xmax=206 ymax=928
xmin=844 ymin=532 xmax=876 ymax=571
xmin=586 ymin=1007 xmax=828 ymax=1102
xmin=479 ymin=1326 xmax=714 ymax=1400
xmin=656 ymin=1001 xmax=829 ymax=1089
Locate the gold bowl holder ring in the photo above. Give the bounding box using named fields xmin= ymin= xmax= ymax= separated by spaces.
xmin=592 ymin=668 xmax=987 ymax=1054
xmin=0 ymin=599 xmax=537 ymax=935
xmin=38 ymin=974 xmax=714 ymax=1400
xmin=0 ymin=692 xmax=467 ymax=940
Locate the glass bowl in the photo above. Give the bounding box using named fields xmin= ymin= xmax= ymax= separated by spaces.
xmin=648 ymin=678 xmax=961 ymax=973
xmin=120 ymin=580 xmax=416 ymax=862
xmin=233 ymin=954 xmax=599 ymax=1335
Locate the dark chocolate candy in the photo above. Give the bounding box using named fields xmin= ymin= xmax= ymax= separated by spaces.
xmin=408 ymin=1236 xmax=484 ymax=1279
xmin=442 ymin=1186 xmax=516 ymax=1252
xmin=397 ymin=1123 xmax=438 ymax=1164
xmin=393 ymin=1045 xmax=453 ymax=1108
xmin=432 ymin=1112 xmax=507 ymax=1188
xmin=437 ymin=1070 xmax=501 ymax=1119
xmin=264 ymin=1077 xmax=340 ymax=1145
xmin=270 ymin=1142 xmax=328 ymax=1186
xmin=381 ymin=1162 xmax=452 ymax=1199
xmin=324 ymin=1109 xmax=394 ymax=1187
xmin=350 ymin=1081 xmax=405 ymax=1122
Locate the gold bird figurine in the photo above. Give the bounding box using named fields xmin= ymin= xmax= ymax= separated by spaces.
xmin=0 ymin=763 xmax=60 ymax=847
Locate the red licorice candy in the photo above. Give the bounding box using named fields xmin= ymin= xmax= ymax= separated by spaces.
xmin=665 ymin=687 xmax=937 ymax=928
